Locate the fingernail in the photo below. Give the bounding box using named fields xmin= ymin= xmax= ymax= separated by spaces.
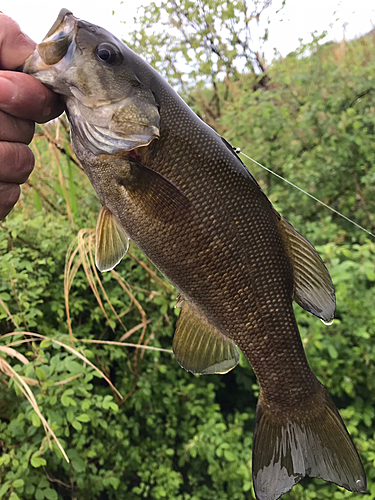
xmin=0 ymin=76 xmax=16 ymax=102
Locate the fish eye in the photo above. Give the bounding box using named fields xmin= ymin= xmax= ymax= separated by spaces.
xmin=95 ymin=43 xmax=123 ymax=66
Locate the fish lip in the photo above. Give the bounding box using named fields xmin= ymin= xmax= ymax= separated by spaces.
xmin=37 ymin=10 xmax=77 ymax=65
xmin=44 ymin=8 xmax=74 ymax=39
xmin=23 ymin=9 xmax=78 ymax=76
xmin=41 ymin=9 xmax=77 ymax=46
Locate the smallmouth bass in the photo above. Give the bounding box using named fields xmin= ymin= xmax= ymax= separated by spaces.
xmin=23 ymin=9 xmax=366 ymax=500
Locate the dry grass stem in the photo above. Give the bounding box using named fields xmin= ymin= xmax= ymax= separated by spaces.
xmin=77 ymin=230 xmax=115 ymax=330
xmin=119 ymin=321 xmax=150 ymax=342
xmin=88 ymin=246 xmax=127 ymax=332
xmin=0 ymin=356 xmax=69 ymax=463
xmin=128 ymin=252 xmax=174 ymax=292
xmin=0 ymin=296 xmax=19 ymax=329
xmin=50 ymin=143 xmax=74 ymax=225
xmin=0 ymin=346 xmax=29 ymax=365
xmin=76 ymin=338 xmax=172 ymax=354
xmin=54 ymin=373 xmax=83 ymax=386
xmin=110 ymin=270 xmax=148 ymax=343
xmin=1 ymin=332 xmax=123 ymax=400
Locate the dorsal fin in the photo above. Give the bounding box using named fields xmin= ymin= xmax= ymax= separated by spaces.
xmin=173 ymin=301 xmax=239 ymax=375
xmin=279 ymin=217 xmax=336 ymax=322
xmin=95 ymin=206 xmax=129 ymax=272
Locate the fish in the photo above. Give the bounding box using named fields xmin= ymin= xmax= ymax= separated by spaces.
xmin=23 ymin=9 xmax=366 ymax=500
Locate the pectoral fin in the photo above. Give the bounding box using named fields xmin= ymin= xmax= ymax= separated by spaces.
xmin=95 ymin=206 xmax=129 ymax=272
xmin=123 ymin=160 xmax=191 ymax=222
xmin=279 ymin=217 xmax=336 ymax=322
xmin=173 ymin=301 xmax=239 ymax=375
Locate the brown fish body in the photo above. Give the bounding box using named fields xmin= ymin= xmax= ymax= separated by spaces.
xmin=75 ymin=78 xmax=316 ymax=406
xmin=24 ymin=10 xmax=366 ymax=500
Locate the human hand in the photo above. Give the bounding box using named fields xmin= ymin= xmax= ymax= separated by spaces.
xmin=0 ymin=14 xmax=64 ymax=218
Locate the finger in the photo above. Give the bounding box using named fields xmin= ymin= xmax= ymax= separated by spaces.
xmin=0 ymin=14 xmax=36 ymax=70
xmin=0 ymin=182 xmax=20 ymax=219
xmin=0 ymin=71 xmax=64 ymax=123
xmin=0 ymin=142 xmax=34 ymax=183
xmin=0 ymin=111 xmax=34 ymax=143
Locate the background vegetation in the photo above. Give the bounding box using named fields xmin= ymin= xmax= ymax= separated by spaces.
xmin=0 ymin=1 xmax=374 ymax=498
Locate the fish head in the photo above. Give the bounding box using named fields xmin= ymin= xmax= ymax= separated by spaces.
xmin=24 ymin=9 xmax=160 ymax=155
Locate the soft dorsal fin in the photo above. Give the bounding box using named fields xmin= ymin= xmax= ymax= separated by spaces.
xmin=279 ymin=217 xmax=336 ymax=322
xmin=95 ymin=206 xmax=129 ymax=272
xmin=173 ymin=301 xmax=239 ymax=375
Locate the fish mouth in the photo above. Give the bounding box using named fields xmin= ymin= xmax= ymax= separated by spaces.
xmin=23 ymin=8 xmax=77 ymax=74
xmin=36 ymin=9 xmax=76 ymax=65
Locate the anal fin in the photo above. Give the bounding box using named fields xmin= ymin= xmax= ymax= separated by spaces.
xmin=173 ymin=301 xmax=239 ymax=375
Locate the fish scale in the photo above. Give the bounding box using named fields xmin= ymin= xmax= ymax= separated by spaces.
xmin=23 ymin=9 xmax=366 ymax=500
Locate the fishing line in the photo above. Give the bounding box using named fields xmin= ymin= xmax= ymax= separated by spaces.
xmin=238 ymin=150 xmax=375 ymax=239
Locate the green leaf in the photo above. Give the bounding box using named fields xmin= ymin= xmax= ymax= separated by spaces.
xmin=365 ymin=267 xmax=375 ymax=281
xmin=35 ymin=367 xmax=47 ymax=381
xmin=72 ymin=420 xmax=82 ymax=431
xmin=30 ymin=454 xmax=47 ymax=468
xmin=327 ymin=345 xmax=338 ymax=360
xmin=0 ymin=482 xmax=11 ymax=498
xmin=61 ymin=388 xmax=77 ymax=407
xmin=44 ymin=488 xmax=58 ymax=500
xmin=0 ymin=454 xmax=10 ymax=466
xmin=224 ymin=449 xmax=236 ymax=461
xmin=243 ymin=480 xmax=252 ymax=492
xmin=33 ymin=190 xmax=43 ymax=211
xmin=35 ymin=488 xmax=45 ymax=500
xmin=31 ymin=412 xmax=41 ymax=428
xmin=12 ymin=479 xmax=24 ymax=489
xmin=76 ymin=413 xmax=90 ymax=422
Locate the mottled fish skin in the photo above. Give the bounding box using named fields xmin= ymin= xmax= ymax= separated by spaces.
xmin=72 ymin=49 xmax=318 ymax=405
xmin=23 ymin=10 xmax=366 ymax=500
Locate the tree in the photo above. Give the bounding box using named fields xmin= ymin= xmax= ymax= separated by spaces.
xmin=129 ymin=0 xmax=275 ymax=120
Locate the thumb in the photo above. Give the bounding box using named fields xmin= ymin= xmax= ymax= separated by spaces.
xmin=0 ymin=14 xmax=36 ymax=69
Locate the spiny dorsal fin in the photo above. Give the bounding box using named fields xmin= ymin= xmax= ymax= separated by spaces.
xmin=279 ymin=217 xmax=336 ymax=322
xmin=95 ymin=206 xmax=129 ymax=272
xmin=173 ymin=301 xmax=239 ymax=375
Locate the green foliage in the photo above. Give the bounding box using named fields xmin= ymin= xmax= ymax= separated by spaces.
xmin=220 ymin=33 xmax=375 ymax=237
xmin=0 ymin=15 xmax=375 ymax=500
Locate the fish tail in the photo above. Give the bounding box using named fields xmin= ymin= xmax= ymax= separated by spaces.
xmin=252 ymin=385 xmax=366 ymax=500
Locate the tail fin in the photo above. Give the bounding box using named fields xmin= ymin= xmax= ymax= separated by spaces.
xmin=252 ymin=387 xmax=366 ymax=500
